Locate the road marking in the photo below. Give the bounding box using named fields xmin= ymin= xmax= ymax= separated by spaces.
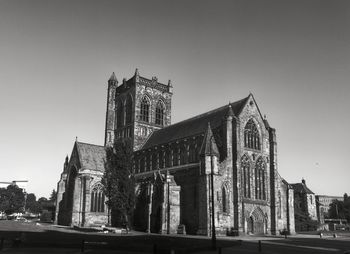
xmin=265 ymin=241 xmax=341 ymax=252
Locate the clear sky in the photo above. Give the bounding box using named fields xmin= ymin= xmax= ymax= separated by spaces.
xmin=0 ymin=0 xmax=349 ymax=198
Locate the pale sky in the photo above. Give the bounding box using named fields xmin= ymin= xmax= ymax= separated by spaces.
xmin=0 ymin=0 xmax=349 ymax=198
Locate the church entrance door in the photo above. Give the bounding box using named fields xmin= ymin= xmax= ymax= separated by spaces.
xmin=248 ymin=207 xmax=266 ymax=235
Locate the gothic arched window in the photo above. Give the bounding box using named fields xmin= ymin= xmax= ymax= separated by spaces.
xmin=188 ymin=144 xmax=196 ymax=163
xmin=155 ymin=100 xmax=165 ymax=126
xmin=116 ymin=100 xmax=124 ymax=128
xmin=140 ymin=96 xmax=150 ymax=122
xmin=255 ymin=157 xmax=266 ymax=200
xmin=165 ymin=149 xmax=172 ymax=167
xmin=278 ymin=190 xmax=282 ymax=218
xmin=241 ymin=155 xmax=251 ymax=198
xmin=172 ymin=147 xmax=179 ymax=166
xmin=244 ymin=119 xmax=260 ymax=150
xmin=159 ymin=151 xmax=164 ymax=169
xmin=222 ymin=186 xmax=229 ymax=213
xmin=90 ymin=183 xmax=105 ymax=213
xmin=140 ymin=157 xmax=145 ymax=172
xmin=125 ymin=94 xmax=133 ymax=124
xmin=180 ymin=145 xmax=187 ymax=165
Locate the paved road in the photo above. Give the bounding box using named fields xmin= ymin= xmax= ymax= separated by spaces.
xmin=1 ymin=236 xmax=350 ymax=254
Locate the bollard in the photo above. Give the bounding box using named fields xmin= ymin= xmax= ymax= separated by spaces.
xmin=153 ymin=243 xmax=157 ymax=254
xmin=81 ymin=239 xmax=85 ymax=253
xmin=333 ymin=233 xmax=337 ymax=238
xmin=258 ymin=240 xmax=262 ymax=252
xmin=218 ymin=246 xmax=222 ymax=254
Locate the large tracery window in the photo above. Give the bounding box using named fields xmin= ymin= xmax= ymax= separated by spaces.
xmin=255 ymin=157 xmax=266 ymax=200
xmin=116 ymin=100 xmax=124 ymax=128
xmin=241 ymin=155 xmax=251 ymax=198
xmin=155 ymin=101 xmax=165 ymax=126
xmin=90 ymin=183 xmax=105 ymax=213
xmin=125 ymin=95 xmax=133 ymax=124
xmin=140 ymin=96 xmax=150 ymax=122
xmin=244 ymin=119 xmax=260 ymax=150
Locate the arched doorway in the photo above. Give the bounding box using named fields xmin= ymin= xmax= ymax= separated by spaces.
xmin=247 ymin=207 xmax=267 ymax=235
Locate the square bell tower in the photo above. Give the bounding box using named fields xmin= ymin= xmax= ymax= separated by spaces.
xmin=104 ymin=69 xmax=173 ymax=150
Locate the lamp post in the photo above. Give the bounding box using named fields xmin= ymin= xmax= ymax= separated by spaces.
xmin=210 ymin=136 xmax=216 ymax=250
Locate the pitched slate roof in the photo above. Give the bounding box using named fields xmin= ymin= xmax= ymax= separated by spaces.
xmin=75 ymin=142 xmax=106 ymax=172
xmin=142 ymin=96 xmax=249 ymax=149
xmin=291 ymin=183 xmax=314 ymax=195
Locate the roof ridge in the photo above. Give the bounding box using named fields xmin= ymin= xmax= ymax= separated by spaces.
xmin=153 ymin=96 xmax=249 ymax=134
xmin=76 ymin=141 xmax=105 ymax=148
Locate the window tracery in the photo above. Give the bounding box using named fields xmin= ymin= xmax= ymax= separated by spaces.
xmin=241 ymin=155 xmax=251 ymax=198
xmin=155 ymin=100 xmax=165 ymax=126
xmin=140 ymin=96 xmax=150 ymax=122
xmin=244 ymin=119 xmax=260 ymax=150
xmin=255 ymin=157 xmax=266 ymax=200
xmin=90 ymin=183 xmax=105 ymax=213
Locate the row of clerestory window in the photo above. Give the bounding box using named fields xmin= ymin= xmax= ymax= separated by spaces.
xmin=135 ymin=142 xmax=200 ymax=173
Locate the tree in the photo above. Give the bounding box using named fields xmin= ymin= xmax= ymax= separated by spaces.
xmin=49 ymin=189 xmax=57 ymax=203
xmin=328 ymin=193 xmax=350 ymax=223
xmin=0 ymin=185 xmax=25 ymax=214
xmin=26 ymin=193 xmax=41 ymax=213
xmin=102 ymin=140 xmax=135 ymax=228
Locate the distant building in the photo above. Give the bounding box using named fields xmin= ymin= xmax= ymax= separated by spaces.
xmin=316 ymin=195 xmax=344 ymax=224
xmin=291 ymin=179 xmax=318 ymax=231
xmin=55 ymin=69 xmax=295 ymax=235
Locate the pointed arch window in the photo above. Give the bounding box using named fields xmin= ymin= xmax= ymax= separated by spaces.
xmin=155 ymin=101 xmax=165 ymax=126
xmin=222 ymin=186 xmax=229 ymax=213
xmin=180 ymin=145 xmax=187 ymax=165
xmin=241 ymin=155 xmax=251 ymax=198
xmin=140 ymin=96 xmax=150 ymax=122
xmin=244 ymin=119 xmax=260 ymax=150
xmin=255 ymin=157 xmax=266 ymax=200
xmin=172 ymin=146 xmax=179 ymax=166
xmin=278 ymin=190 xmax=282 ymax=218
xmin=188 ymin=143 xmax=196 ymax=163
xmin=90 ymin=183 xmax=105 ymax=213
xmin=125 ymin=95 xmax=133 ymax=124
xmin=116 ymin=100 xmax=124 ymax=128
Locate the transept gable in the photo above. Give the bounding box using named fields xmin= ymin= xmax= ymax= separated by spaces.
xmin=239 ymin=93 xmax=267 ymax=130
xmin=69 ymin=141 xmax=106 ymax=173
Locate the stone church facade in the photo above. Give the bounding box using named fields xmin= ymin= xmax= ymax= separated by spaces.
xmin=55 ymin=69 xmax=295 ymax=235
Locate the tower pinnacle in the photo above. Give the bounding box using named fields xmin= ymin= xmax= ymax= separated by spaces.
xmin=108 ymin=72 xmax=118 ymax=83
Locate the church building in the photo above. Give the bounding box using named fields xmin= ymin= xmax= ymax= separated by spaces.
xmin=55 ymin=69 xmax=295 ymax=236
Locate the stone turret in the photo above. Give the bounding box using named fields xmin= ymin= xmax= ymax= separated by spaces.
xmin=105 ymin=72 xmax=118 ymax=147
